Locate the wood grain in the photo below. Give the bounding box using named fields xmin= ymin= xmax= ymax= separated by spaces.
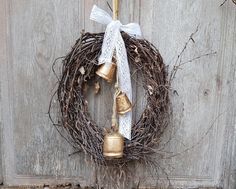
xmin=0 ymin=0 xmax=7 ymax=183
xmin=0 ymin=0 xmax=236 ymax=188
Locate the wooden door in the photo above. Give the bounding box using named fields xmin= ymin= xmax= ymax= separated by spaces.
xmin=0 ymin=0 xmax=236 ymax=188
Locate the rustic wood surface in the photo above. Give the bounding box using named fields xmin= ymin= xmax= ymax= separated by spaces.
xmin=0 ymin=0 xmax=236 ymax=188
xmin=0 ymin=186 xmax=224 ymax=189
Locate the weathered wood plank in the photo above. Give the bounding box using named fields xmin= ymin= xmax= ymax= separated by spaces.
xmin=135 ymin=0 xmax=236 ymax=188
xmin=220 ymin=1 xmax=236 ymax=189
xmin=1 ymin=0 xmax=95 ymax=186
xmin=0 ymin=0 xmax=7 ymax=183
xmin=0 ymin=0 xmax=236 ymax=188
xmin=0 ymin=186 xmax=222 ymax=189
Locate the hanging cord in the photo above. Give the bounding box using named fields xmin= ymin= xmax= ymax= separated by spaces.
xmin=111 ymin=0 xmax=120 ymax=131
xmin=112 ymin=0 xmax=119 ymax=20
xmin=111 ymin=90 xmax=119 ymax=129
xmin=111 ymin=55 xmax=120 ymax=130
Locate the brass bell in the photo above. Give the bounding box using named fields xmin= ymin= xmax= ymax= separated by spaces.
xmin=96 ymin=62 xmax=116 ymax=83
xmin=116 ymin=91 xmax=132 ymax=115
xmin=103 ymin=132 xmax=124 ymax=159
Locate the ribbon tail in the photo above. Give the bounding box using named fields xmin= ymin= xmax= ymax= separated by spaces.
xmin=115 ymin=33 xmax=132 ymax=140
xmin=90 ymin=5 xmax=112 ymax=25
xmin=119 ymin=112 xmax=132 ymax=140
xmin=120 ymin=23 xmax=142 ymax=37
xmin=98 ymin=21 xmax=121 ymax=64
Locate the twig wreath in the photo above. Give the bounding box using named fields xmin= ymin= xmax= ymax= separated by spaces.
xmin=49 ymin=2 xmax=170 ymax=167
xmin=49 ymin=30 xmax=169 ymax=165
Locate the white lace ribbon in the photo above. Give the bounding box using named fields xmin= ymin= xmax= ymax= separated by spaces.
xmin=90 ymin=5 xmax=142 ymax=140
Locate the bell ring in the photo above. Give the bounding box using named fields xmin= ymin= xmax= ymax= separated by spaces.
xmin=96 ymin=62 xmax=116 ymax=83
xmin=103 ymin=132 xmax=124 ymax=159
xmin=116 ymin=91 xmax=132 ymax=115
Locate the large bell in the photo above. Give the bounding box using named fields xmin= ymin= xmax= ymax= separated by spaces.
xmin=96 ymin=62 xmax=116 ymax=83
xmin=116 ymin=91 xmax=132 ymax=115
xmin=103 ymin=132 xmax=124 ymax=159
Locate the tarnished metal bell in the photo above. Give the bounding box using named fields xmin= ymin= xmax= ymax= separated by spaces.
xmin=116 ymin=91 xmax=132 ymax=115
xmin=96 ymin=62 xmax=116 ymax=83
xmin=103 ymin=132 xmax=124 ymax=158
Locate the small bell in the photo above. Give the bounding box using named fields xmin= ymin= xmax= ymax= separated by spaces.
xmin=116 ymin=91 xmax=132 ymax=115
xmin=103 ymin=132 xmax=124 ymax=158
xmin=96 ymin=62 xmax=116 ymax=83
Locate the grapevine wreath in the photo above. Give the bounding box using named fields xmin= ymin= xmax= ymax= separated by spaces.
xmin=49 ymin=4 xmax=170 ymax=168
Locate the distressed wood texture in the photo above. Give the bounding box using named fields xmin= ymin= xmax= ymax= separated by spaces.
xmin=0 ymin=0 xmax=236 ymax=188
xmin=0 ymin=0 xmax=7 ymax=184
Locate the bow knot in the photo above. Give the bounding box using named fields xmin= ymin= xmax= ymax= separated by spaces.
xmin=90 ymin=5 xmax=141 ymax=36
xmin=90 ymin=5 xmax=142 ymax=140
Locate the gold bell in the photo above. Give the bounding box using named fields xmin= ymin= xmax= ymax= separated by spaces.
xmin=103 ymin=132 xmax=124 ymax=159
xmin=116 ymin=91 xmax=132 ymax=115
xmin=96 ymin=62 xmax=116 ymax=83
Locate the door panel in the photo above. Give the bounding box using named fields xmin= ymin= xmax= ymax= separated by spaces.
xmin=0 ymin=0 xmax=235 ymax=188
